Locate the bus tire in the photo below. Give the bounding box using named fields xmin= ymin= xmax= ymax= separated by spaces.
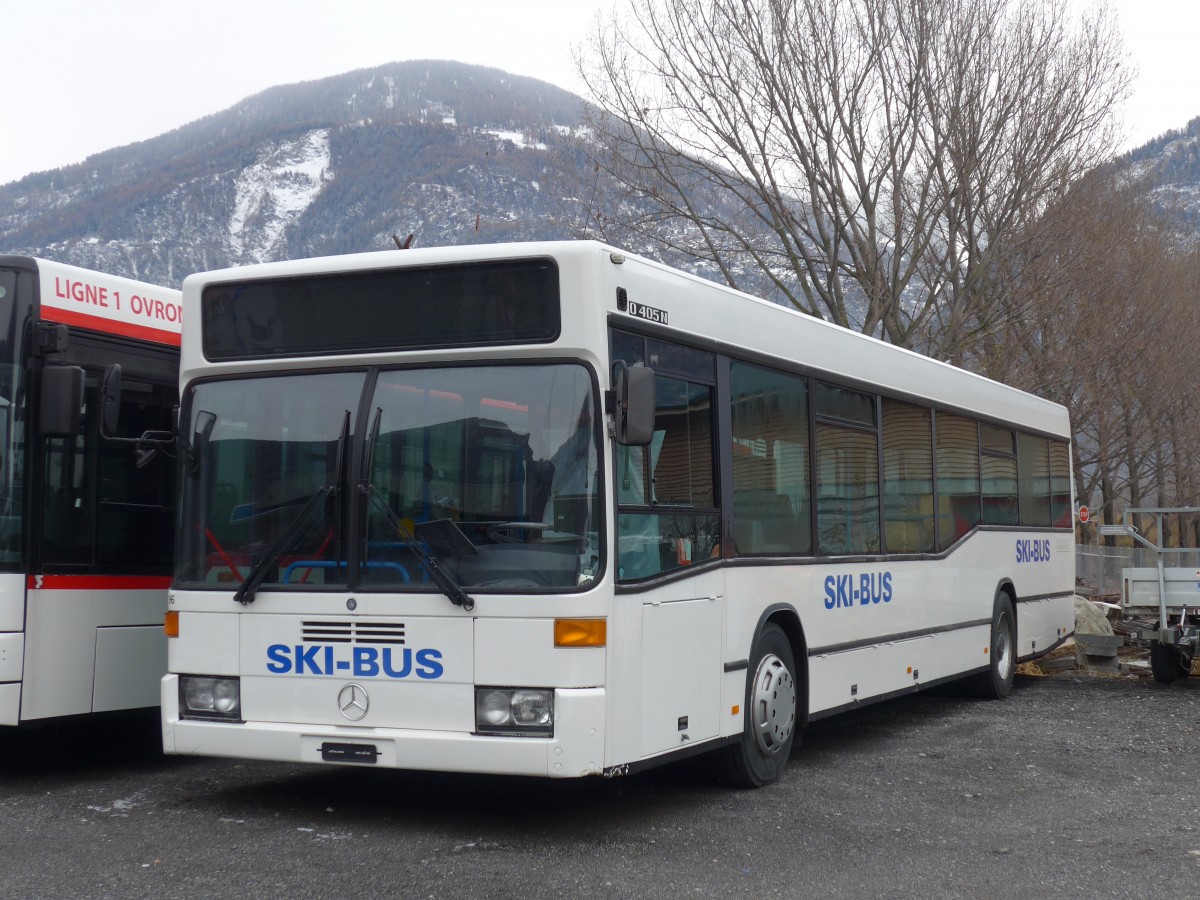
xmin=1150 ymin=640 xmax=1183 ymax=683
xmin=967 ymin=592 xmax=1016 ymax=699
xmin=715 ymin=623 xmax=798 ymax=788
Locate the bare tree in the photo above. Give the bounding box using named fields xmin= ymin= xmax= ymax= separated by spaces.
xmin=997 ymin=167 xmax=1200 ymax=532
xmin=577 ymin=0 xmax=1129 ymax=358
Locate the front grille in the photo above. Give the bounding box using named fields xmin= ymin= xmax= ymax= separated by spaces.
xmin=301 ymin=621 xmax=406 ymax=644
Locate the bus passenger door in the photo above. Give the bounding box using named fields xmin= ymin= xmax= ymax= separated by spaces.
xmin=609 ymin=335 xmax=724 ymax=759
xmin=25 ymin=366 xmax=174 ymax=721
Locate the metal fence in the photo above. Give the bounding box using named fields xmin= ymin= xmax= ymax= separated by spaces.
xmin=1076 ymin=546 xmax=1200 ymax=598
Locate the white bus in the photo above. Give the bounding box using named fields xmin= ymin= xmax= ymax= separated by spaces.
xmin=161 ymin=241 xmax=1073 ymax=786
xmin=0 ymin=256 xmax=181 ymax=727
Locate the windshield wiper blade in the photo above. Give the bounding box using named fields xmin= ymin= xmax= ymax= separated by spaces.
xmin=233 ymin=411 xmax=351 ymax=606
xmin=233 ymin=485 xmax=333 ymax=605
xmin=360 ymin=481 xmax=475 ymax=612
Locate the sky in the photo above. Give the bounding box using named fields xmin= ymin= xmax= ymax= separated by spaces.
xmin=1 ymin=0 xmax=1197 ymax=187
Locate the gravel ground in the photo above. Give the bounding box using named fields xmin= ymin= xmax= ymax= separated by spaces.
xmin=1 ymin=670 xmax=1198 ymax=899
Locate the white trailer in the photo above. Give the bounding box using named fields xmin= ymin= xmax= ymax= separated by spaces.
xmin=1113 ymin=507 xmax=1200 ymax=682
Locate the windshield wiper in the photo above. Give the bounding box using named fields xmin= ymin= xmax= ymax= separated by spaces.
xmin=361 ymin=487 xmax=475 ymax=611
xmin=233 ymin=411 xmax=350 ymax=605
xmin=233 ymin=486 xmax=334 ymax=605
xmin=360 ymin=407 xmax=475 ymax=611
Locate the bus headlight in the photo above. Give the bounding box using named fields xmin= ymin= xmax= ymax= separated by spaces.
xmin=180 ymin=675 xmax=242 ymax=721
xmin=474 ymin=688 xmax=553 ymax=736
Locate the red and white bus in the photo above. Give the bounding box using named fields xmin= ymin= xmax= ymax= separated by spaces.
xmin=0 ymin=256 xmax=180 ymax=726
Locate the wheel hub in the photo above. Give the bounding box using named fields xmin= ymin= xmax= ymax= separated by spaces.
xmin=749 ymin=653 xmax=796 ymax=756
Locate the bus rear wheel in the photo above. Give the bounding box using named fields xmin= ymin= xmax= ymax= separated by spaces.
xmin=967 ymin=592 xmax=1016 ymax=699
xmin=715 ymin=623 xmax=798 ymax=788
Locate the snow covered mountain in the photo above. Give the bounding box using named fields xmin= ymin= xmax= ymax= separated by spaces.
xmin=0 ymin=61 xmax=600 ymax=287
xmin=2 ymin=60 xmax=1195 ymax=295
xmin=1121 ymin=116 xmax=1200 ymax=235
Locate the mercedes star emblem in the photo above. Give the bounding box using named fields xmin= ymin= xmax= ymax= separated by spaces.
xmin=337 ymin=683 xmax=369 ymax=721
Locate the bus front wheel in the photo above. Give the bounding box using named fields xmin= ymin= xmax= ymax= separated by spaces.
xmin=967 ymin=592 xmax=1016 ymax=699
xmin=715 ymin=623 xmax=798 ymax=788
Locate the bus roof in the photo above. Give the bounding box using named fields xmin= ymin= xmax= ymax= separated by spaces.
xmin=1 ymin=255 xmax=182 ymax=347
xmin=179 ymin=240 xmax=1069 ymax=437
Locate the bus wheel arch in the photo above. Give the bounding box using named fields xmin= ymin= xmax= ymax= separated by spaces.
xmin=770 ymin=610 xmax=808 ymax=718
xmin=715 ymin=608 xmax=805 ymax=788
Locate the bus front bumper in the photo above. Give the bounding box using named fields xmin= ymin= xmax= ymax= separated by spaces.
xmin=160 ymin=675 xmax=607 ymax=778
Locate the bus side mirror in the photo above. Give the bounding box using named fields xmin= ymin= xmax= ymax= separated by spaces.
xmin=39 ymin=365 xmax=85 ymax=437
xmin=100 ymin=364 xmax=122 ymax=438
xmin=187 ymin=410 xmax=217 ymax=476
xmin=614 ymin=365 xmax=655 ymax=446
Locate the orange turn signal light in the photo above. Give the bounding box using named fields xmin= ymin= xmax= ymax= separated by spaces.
xmin=554 ymin=618 xmax=606 ymax=647
xmin=164 ymin=610 xmax=179 ymax=638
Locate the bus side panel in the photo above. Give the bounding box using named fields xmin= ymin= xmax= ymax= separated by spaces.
xmin=1010 ymin=533 xmax=1077 ymax=656
xmin=939 ymin=623 xmax=993 ymax=677
xmin=0 ymin=574 xmax=25 ymax=724
xmin=809 ymin=647 xmax=880 ymax=712
xmin=93 ymin=626 xmax=166 ymax=712
xmin=638 ymin=596 xmax=721 ymax=758
xmin=878 ymin=634 xmax=936 ymax=693
xmin=22 ymin=586 xmax=93 ymax=719
xmin=0 ymin=632 xmax=24 ymax=683
xmin=0 ymin=685 xmax=18 ymax=726
xmin=22 ymin=583 xmax=167 ymax=721
xmin=1015 ymin=594 xmax=1074 ymax=658
xmin=0 ymin=573 xmax=23 ymax=631
xmin=718 ymin=529 xmax=1072 ymax=721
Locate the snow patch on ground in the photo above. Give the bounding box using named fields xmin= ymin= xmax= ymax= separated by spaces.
xmin=482 ymin=129 xmax=547 ymax=150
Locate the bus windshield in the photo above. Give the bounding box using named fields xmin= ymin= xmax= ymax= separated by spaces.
xmin=178 ymin=363 xmax=601 ymax=592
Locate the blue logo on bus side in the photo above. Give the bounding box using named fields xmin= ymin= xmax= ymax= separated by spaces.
xmin=266 ymin=644 xmax=445 ymax=679
xmin=1015 ymin=539 xmax=1051 ymax=564
xmin=824 ymin=572 xmax=893 ymax=609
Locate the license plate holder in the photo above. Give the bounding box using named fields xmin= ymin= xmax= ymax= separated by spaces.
xmin=321 ymin=742 xmax=379 ymax=764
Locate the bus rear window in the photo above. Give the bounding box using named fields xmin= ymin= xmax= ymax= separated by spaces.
xmin=201 ymin=258 xmax=560 ymax=360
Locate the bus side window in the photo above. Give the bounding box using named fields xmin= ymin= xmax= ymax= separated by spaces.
xmin=97 ymin=381 xmax=175 ymax=567
xmin=729 ymin=362 xmax=811 ymax=556
xmin=617 ymin=373 xmax=719 ymax=581
xmin=981 ymin=425 xmax=1018 ymax=525
xmin=935 ymin=413 xmax=980 ymax=548
xmin=41 ymin=376 xmax=175 ymax=570
xmin=813 ymin=382 xmax=880 ymax=555
xmin=42 ymin=423 xmax=90 ymax=564
xmin=882 ymin=399 xmax=934 ymax=553
xmin=1048 ymin=441 xmax=1072 ymax=527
